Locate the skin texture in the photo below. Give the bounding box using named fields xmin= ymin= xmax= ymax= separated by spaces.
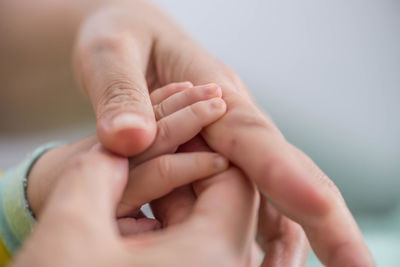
xmin=28 ymin=82 xmax=228 ymax=219
xmin=22 ymin=83 xmax=265 ymax=266
xmin=1 ymin=0 xmax=374 ymax=266
xmin=14 ymin=147 xmax=260 ymax=267
xmin=73 ymin=2 xmax=374 ymax=266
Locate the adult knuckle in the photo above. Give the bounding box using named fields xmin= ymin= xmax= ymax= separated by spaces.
xmin=293 ymin=145 xmax=343 ymax=197
xmin=216 ymin=110 xmax=282 ymax=158
xmin=209 ymin=63 xmax=241 ymax=91
xmin=89 ymin=31 xmax=133 ymax=55
xmin=318 ymin=177 xmax=346 ymax=210
xmin=97 ymin=80 xmax=148 ymax=116
xmin=308 ymin=163 xmax=341 ymax=196
xmin=78 ymin=28 xmax=132 ymax=62
xmin=104 ymin=80 xmax=147 ymax=105
xmin=318 ymin=174 xmax=341 ymax=195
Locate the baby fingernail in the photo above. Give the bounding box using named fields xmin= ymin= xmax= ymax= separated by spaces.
xmin=204 ymin=83 xmax=219 ymax=89
xmin=209 ymin=98 xmax=226 ymax=110
xmin=204 ymin=84 xmax=222 ymax=97
xmin=179 ymin=81 xmax=194 ymax=88
xmin=214 ymin=156 xmax=229 ymax=169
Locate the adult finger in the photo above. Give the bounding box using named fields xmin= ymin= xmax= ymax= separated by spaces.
xmin=74 ymin=9 xmax=156 ymax=156
xmin=16 ymin=145 xmax=129 ymax=267
xmin=204 ymin=99 xmax=373 ymax=266
xmin=258 ymin=196 xmax=310 ymax=267
xmin=41 ymin=144 xmax=129 ymax=233
xmin=154 ymin=37 xmax=373 ymax=265
xmin=150 ymin=185 xmax=196 ymax=227
xmin=290 ymin=145 xmax=374 ymax=266
xmin=117 ymin=152 xmax=228 ymax=217
xmin=190 ymin=167 xmax=259 ymax=261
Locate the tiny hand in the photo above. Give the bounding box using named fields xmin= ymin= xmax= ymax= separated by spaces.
xmin=28 ymin=82 xmax=227 ymax=232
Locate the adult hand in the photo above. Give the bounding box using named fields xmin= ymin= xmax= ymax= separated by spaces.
xmin=27 ymin=81 xmax=227 ymax=220
xmin=73 ymin=1 xmax=373 ymax=265
xmin=14 ymin=145 xmax=259 ymax=267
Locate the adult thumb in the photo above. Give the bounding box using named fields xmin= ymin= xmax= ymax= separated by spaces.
xmin=74 ymin=13 xmax=156 ymax=156
xmin=44 ymin=144 xmax=129 ymax=224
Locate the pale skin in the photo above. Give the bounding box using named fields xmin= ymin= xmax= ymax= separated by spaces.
xmin=14 ymin=146 xmax=260 ymax=267
xmin=20 ymin=82 xmax=261 ymax=267
xmin=28 ymin=82 xmax=230 ymax=222
xmin=1 ymin=0 xmax=374 ymax=266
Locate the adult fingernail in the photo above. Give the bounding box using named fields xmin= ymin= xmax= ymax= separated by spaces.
xmin=112 ymin=113 xmax=149 ymax=132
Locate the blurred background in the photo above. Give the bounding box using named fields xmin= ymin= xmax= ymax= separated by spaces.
xmin=0 ymin=0 xmax=399 ymax=265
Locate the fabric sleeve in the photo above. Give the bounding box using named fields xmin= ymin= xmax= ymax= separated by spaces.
xmin=0 ymin=142 xmax=63 ymax=259
xmin=0 ymin=171 xmax=11 ymax=267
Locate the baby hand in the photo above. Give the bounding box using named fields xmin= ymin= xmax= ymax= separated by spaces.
xmin=27 ymin=82 xmax=229 ymax=234
xmin=117 ymin=82 xmax=228 ymax=218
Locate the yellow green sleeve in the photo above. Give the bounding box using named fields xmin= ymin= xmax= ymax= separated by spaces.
xmin=0 ymin=142 xmax=63 ymax=264
xmin=0 ymin=172 xmax=11 ymax=266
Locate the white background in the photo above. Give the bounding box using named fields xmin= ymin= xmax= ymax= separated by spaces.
xmin=151 ymin=0 xmax=400 ymax=214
